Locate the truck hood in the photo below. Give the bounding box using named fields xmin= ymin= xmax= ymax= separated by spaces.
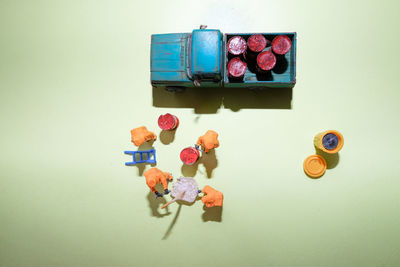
xmin=151 ymin=33 xmax=191 ymax=83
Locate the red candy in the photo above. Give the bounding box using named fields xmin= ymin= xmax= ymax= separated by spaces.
xmin=180 ymin=147 xmax=200 ymax=165
xmin=257 ymin=50 xmax=276 ymax=71
xmin=228 ymin=58 xmax=247 ymax=78
xmin=247 ymin=34 xmax=268 ymax=53
xmin=272 ymin=35 xmax=292 ymax=55
xmin=158 ymin=113 xmax=179 ymax=130
xmin=227 ymin=36 xmax=247 ymax=56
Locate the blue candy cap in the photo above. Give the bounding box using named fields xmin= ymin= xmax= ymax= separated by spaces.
xmin=322 ymin=133 xmax=339 ymax=150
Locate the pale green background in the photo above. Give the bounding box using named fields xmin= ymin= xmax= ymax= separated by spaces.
xmin=1 ymin=0 xmax=399 ymax=266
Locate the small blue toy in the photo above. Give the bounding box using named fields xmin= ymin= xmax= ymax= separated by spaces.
xmin=124 ymin=149 xmax=156 ymax=165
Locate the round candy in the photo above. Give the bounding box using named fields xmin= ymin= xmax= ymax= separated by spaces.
xmin=257 ymin=50 xmax=276 ymax=71
xmin=272 ymin=35 xmax=292 ymax=55
xmin=227 ymin=36 xmax=247 ymax=55
xmin=180 ymin=147 xmax=200 ymax=165
xmin=247 ymin=34 xmax=268 ymax=53
xmin=158 ymin=113 xmax=179 ymax=130
xmin=228 ymin=57 xmax=247 ymax=78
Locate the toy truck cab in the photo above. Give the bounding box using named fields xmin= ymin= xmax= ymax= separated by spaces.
xmin=151 ymin=29 xmax=223 ymax=90
xmin=151 ymin=27 xmax=296 ymax=91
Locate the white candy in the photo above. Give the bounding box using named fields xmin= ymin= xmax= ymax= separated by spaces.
xmin=171 ymin=177 xmax=199 ymax=203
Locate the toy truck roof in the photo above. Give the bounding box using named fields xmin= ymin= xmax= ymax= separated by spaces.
xmin=190 ymin=29 xmax=222 ymax=79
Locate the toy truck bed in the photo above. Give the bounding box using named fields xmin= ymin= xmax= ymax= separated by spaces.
xmin=223 ymin=32 xmax=296 ymax=89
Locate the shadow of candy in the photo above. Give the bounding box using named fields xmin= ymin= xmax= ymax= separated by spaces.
xmin=159 ymin=129 xmax=176 ymax=145
xmin=272 ymin=55 xmax=288 ymax=74
xmin=315 ymin=148 xmax=340 ymax=169
xmin=181 ymin=161 xmax=200 ymax=177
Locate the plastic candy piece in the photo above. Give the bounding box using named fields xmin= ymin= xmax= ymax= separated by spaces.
xmin=322 ymin=133 xmax=338 ymax=150
xmin=124 ymin=149 xmax=156 ymax=165
xmin=314 ymin=130 xmax=344 ymax=154
xmin=227 ymin=36 xmax=247 ymax=56
xmin=227 ymin=57 xmax=247 ymax=78
xmin=180 ymin=147 xmax=200 ymax=165
xmin=196 ymin=130 xmax=219 ymax=153
xmin=143 ymin=167 xmax=173 ymax=197
xmin=201 ymin=185 xmax=223 ymax=207
xmin=303 ymin=154 xmax=327 ymax=178
xmin=161 ymin=177 xmax=199 ymax=209
xmin=158 ymin=113 xmax=179 ymax=130
xmin=272 ymin=35 xmax=292 ymax=55
xmin=247 ymin=34 xmax=268 ymax=53
xmin=257 ymin=50 xmax=276 ymax=71
xmin=130 ymin=126 xmax=157 ymax=147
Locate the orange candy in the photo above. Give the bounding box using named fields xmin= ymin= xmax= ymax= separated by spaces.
xmin=201 ymin=185 xmax=223 ymax=207
xmin=196 ymin=130 xmax=219 ymax=153
xmin=130 ymin=126 xmax=157 ymax=147
xmin=303 ymin=155 xmax=327 ymax=178
xmin=143 ymin=168 xmax=173 ymax=193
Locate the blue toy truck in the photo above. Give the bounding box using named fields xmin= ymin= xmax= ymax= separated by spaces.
xmin=151 ymin=26 xmax=296 ymax=92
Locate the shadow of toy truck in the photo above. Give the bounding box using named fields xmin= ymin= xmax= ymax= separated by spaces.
xmin=151 ymin=26 xmax=296 ymax=92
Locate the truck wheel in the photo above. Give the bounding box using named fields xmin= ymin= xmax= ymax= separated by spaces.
xmin=165 ymin=86 xmax=186 ymax=93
